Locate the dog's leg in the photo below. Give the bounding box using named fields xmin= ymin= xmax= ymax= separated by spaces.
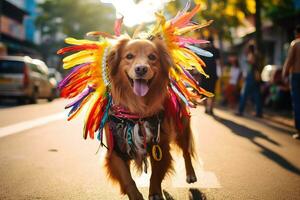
xmin=105 ymin=151 xmax=144 ymax=200
xmin=175 ymin=118 xmax=197 ymax=184
xmin=149 ymin=142 xmax=173 ymax=200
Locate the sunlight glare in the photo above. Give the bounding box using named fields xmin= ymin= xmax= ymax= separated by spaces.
xmin=101 ymin=0 xmax=173 ymax=27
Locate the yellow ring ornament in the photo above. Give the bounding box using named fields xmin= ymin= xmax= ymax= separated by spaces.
xmin=152 ymin=144 xmax=162 ymax=161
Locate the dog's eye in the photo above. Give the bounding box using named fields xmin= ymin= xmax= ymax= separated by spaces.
xmin=148 ymin=54 xmax=157 ymax=61
xmin=126 ymin=53 xmax=134 ymax=60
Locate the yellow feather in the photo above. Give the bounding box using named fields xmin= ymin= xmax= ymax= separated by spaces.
xmin=170 ymin=68 xmax=181 ymax=81
xmin=174 ymin=20 xmax=213 ymax=35
xmin=65 ymin=37 xmax=101 ymax=45
xmin=194 ymin=64 xmax=209 ymax=78
xmin=174 ymin=64 xmax=184 ymax=73
xmin=83 ymin=91 xmax=100 ymax=138
xmin=63 ymin=57 xmax=96 ymax=69
xmin=200 ymin=89 xmax=214 ymax=97
xmin=63 ymin=50 xmax=94 ymax=63
xmin=95 ymin=83 xmax=106 ymax=96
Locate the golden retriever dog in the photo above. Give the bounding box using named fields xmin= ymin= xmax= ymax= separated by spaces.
xmin=105 ymin=36 xmax=197 ymax=200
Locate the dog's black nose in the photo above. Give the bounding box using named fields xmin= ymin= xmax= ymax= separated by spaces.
xmin=135 ymin=65 xmax=148 ymax=76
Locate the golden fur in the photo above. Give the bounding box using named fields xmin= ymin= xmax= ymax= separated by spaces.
xmin=105 ymin=37 xmax=196 ymax=200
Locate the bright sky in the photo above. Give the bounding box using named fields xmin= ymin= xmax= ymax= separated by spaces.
xmin=101 ymin=0 xmax=173 ymax=27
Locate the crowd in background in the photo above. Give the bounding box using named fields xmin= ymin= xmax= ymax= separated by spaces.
xmin=196 ymin=25 xmax=300 ymax=138
xmin=198 ymin=38 xmax=292 ymax=114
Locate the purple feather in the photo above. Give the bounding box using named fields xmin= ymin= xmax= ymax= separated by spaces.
xmin=172 ymin=0 xmax=191 ymax=23
xmin=65 ymin=86 xmax=95 ymax=109
xmin=68 ymin=102 xmax=81 ymax=117
xmin=178 ymin=37 xmax=209 ymax=46
xmin=180 ymin=65 xmax=199 ymax=85
xmin=58 ymin=62 xmax=91 ymax=89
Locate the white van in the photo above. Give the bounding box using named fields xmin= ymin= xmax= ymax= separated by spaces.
xmin=0 ymin=56 xmax=56 ymax=103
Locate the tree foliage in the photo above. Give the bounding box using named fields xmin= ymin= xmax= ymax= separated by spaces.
xmin=35 ymin=0 xmax=115 ymax=63
xmin=178 ymin=0 xmax=297 ymax=41
xmin=263 ymin=0 xmax=298 ymax=23
xmin=36 ymin=0 xmax=297 ymax=62
xmin=36 ymin=0 xmax=114 ymax=38
xmin=191 ymin=0 xmax=255 ymax=41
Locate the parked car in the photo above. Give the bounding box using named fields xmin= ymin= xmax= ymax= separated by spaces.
xmin=0 ymin=56 xmax=56 ymax=103
xmin=48 ymin=68 xmax=62 ymax=97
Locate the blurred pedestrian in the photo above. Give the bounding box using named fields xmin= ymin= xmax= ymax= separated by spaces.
xmin=265 ymin=69 xmax=290 ymax=109
xmin=225 ymin=56 xmax=242 ymax=108
xmin=237 ymin=43 xmax=263 ymax=117
xmin=282 ymin=25 xmax=300 ymax=139
xmin=199 ymin=36 xmax=221 ymax=115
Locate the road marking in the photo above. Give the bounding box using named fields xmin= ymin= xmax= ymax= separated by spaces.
xmin=170 ymin=156 xmax=221 ymax=188
xmin=94 ymin=108 xmax=222 ymax=189
xmin=98 ymin=148 xmax=221 ymax=189
xmin=96 ymin=119 xmax=221 ymax=189
xmin=0 ymin=112 xmax=65 ymax=138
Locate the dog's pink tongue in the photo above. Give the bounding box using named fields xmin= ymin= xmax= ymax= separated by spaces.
xmin=133 ymin=79 xmax=149 ymax=96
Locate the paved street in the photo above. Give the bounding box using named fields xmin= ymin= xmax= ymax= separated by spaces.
xmin=0 ymin=99 xmax=299 ymax=200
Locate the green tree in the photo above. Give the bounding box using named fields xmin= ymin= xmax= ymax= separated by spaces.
xmin=189 ymin=0 xmax=253 ymax=60
xmin=36 ymin=0 xmax=114 ymax=63
xmin=263 ymin=0 xmax=298 ymax=21
xmin=188 ymin=0 xmax=297 ymax=67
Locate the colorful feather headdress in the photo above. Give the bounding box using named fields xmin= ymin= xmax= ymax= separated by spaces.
xmin=57 ymin=2 xmax=214 ymax=142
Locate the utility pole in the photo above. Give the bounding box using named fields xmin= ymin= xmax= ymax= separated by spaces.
xmin=255 ymin=0 xmax=264 ymax=70
xmin=0 ymin=0 xmax=2 ymax=41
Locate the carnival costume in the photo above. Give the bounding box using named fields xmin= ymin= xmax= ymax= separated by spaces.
xmin=58 ymin=1 xmax=213 ymax=164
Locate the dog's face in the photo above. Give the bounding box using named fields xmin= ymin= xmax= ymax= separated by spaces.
xmin=109 ymin=38 xmax=172 ymax=97
xmin=108 ymin=37 xmax=172 ymax=114
xmin=120 ymin=39 xmax=159 ymax=96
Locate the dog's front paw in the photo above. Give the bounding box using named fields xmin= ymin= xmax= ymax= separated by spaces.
xmin=149 ymin=194 xmax=164 ymax=200
xmin=186 ymin=174 xmax=197 ymax=184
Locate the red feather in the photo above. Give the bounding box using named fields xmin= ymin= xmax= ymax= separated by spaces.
xmin=84 ymin=97 xmax=103 ymax=139
xmin=57 ymin=44 xmax=99 ymax=55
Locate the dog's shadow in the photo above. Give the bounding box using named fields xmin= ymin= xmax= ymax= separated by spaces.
xmin=163 ymin=188 xmax=207 ymax=200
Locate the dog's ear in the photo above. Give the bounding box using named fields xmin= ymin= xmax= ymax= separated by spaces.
xmin=107 ymin=38 xmax=129 ymax=76
xmin=153 ymin=38 xmax=173 ymax=75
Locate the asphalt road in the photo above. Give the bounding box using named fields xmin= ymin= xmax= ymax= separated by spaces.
xmin=0 ymin=99 xmax=299 ymax=200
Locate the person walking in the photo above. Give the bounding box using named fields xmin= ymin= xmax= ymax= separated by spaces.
xmin=237 ymin=43 xmax=263 ymax=117
xmin=282 ymin=25 xmax=300 ymax=139
xmin=198 ymin=36 xmax=221 ymax=115
xmin=225 ymin=56 xmax=242 ymax=108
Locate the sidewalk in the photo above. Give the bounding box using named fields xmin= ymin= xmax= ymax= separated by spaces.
xmin=215 ymin=105 xmax=295 ymax=130
xmin=263 ymin=108 xmax=294 ymax=128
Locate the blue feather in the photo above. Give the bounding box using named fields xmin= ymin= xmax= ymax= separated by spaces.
xmin=170 ymin=82 xmax=189 ymax=106
xmin=97 ymin=94 xmax=112 ymax=141
xmin=185 ymin=44 xmax=213 ymax=57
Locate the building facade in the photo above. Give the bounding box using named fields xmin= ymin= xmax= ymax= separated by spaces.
xmin=0 ymin=0 xmax=39 ymax=56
